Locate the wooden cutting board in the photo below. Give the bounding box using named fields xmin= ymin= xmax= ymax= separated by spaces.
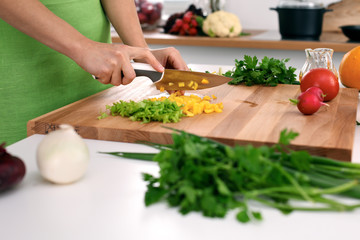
xmin=27 ymin=77 xmax=358 ymax=161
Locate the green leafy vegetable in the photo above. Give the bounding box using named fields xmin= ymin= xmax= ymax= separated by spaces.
xmin=101 ymin=99 xmax=184 ymax=123
xmin=101 ymin=129 xmax=360 ymax=223
xmin=224 ymin=55 xmax=299 ymax=86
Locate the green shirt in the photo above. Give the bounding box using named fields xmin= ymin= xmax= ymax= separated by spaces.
xmin=0 ymin=0 xmax=112 ymax=145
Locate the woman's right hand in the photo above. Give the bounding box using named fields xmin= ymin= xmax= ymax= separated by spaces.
xmin=74 ymin=42 xmax=165 ymax=86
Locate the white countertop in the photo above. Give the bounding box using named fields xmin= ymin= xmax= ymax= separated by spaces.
xmin=1 ymin=124 xmax=359 ymax=240
xmin=1 ymin=64 xmax=360 ymax=240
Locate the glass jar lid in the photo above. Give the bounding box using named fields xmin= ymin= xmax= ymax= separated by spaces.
xmin=277 ymin=0 xmax=324 ymax=8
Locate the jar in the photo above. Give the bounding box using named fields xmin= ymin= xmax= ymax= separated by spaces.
xmin=135 ymin=0 xmax=163 ymax=30
xmin=299 ymin=48 xmax=338 ymax=81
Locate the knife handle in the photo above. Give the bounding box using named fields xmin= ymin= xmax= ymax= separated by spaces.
xmin=94 ymin=62 xmax=163 ymax=83
xmin=129 ymin=62 xmax=163 ymax=82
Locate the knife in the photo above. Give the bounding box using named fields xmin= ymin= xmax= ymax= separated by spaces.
xmin=131 ymin=62 xmax=232 ymax=90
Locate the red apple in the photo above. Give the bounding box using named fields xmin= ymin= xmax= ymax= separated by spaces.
xmin=150 ymin=10 xmax=161 ymax=22
xmin=141 ymin=2 xmax=155 ymax=16
xmin=137 ymin=12 xmax=148 ymax=24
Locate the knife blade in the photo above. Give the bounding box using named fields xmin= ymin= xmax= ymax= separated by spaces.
xmin=131 ymin=62 xmax=232 ymax=90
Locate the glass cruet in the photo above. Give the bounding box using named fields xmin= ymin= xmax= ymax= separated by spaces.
xmin=299 ymin=48 xmax=338 ymax=81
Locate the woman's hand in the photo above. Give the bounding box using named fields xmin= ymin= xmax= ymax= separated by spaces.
xmin=74 ymin=42 xmax=165 ymax=86
xmin=150 ymin=47 xmax=189 ymax=71
xmin=150 ymin=47 xmax=189 ymax=95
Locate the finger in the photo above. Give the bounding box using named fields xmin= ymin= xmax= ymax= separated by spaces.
xmin=121 ymin=61 xmax=136 ymax=85
xmin=94 ymin=68 xmax=112 ymax=85
xmin=167 ymin=54 xmax=189 ymax=71
xmin=131 ymin=47 xmax=164 ymax=72
xmin=110 ymin=67 xmax=122 ymax=86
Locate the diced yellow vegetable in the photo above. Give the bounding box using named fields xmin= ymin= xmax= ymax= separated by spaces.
xmin=188 ymin=81 xmax=194 ymax=87
xmin=159 ymin=86 xmax=165 ymax=92
xmin=185 ymin=111 xmax=194 ymax=117
xmin=178 ymin=82 xmax=185 ymax=87
xmin=203 ymin=95 xmax=211 ymax=101
xmin=204 ymin=106 xmax=214 ymax=114
xmin=214 ymin=104 xmax=223 ymax=113
xmin=192 ymin=82 xmax=198 ymax=90
xmin=211 ymin=94 xmax=217 ymax=99
xmin=148 ymin=92 xmax=223 ymax=117
xmin=201 ymin=79 xmax=209 ymax=84
xmin=168 ymin=82 xmax=174 ymax=86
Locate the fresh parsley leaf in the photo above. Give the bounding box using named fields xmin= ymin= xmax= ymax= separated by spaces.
xmin=144 ymin=185 xmax=167 ymax=206
xmin=236 ymin=210 xmax=250 ymax=223
xmin=225 ymin=55 xmax=299 ymax=86
xmin=278 ymin=129 xmax=299 ymax=146
xmin=104 ymin=128 xmax=360 ymax=223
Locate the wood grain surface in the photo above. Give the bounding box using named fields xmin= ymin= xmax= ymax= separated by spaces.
xmin=27 ymin=77 xmax=359 ymax=161
xmin=323 ymin=0 xmax=360 ymax=32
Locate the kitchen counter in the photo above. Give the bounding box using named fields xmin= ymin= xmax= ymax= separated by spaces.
xmin=2 ymin=59 xmax=360 ymax=239
xmin=1 ymin=123 xmax=360 ymax=240
xmin=111 ymin=28 xmax=360 ymax=53
xmin=2 ymin=72 xmax=360 ymax=240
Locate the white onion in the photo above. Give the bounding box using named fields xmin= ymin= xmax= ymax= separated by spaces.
xmin=36 ymin=124 xmax=89 ymax=184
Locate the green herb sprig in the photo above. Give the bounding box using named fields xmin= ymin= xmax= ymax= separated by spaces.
xmin=101 ymin=129 xmax=360 ymax=223
xmin=99 ymin=99 xmax=184 ymax=123
xmin=224 ymin=55 xmax=299 ymax=86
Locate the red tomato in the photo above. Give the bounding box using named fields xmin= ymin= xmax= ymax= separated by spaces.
xmin=300 ymin=68 xmax=339 ymax=102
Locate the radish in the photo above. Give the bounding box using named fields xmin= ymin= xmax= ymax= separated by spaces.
xmin=303 ymin=86 xmax=326 ymax=102
xmin=290 ymin=88 xmax=328 ymax=115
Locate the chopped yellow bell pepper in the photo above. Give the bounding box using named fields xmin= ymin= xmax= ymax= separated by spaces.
xmin=201 ymin=79 xmax=209 ymax=84
xmin=178 ymin=82 xmax=185 ymax=87
xmin=203 ymin=95 xmax=211 ymax=101
xmin=149 ymin=92 xmax=223 ymax=117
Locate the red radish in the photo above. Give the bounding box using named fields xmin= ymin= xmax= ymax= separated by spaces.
xmin=191 ymin=19 xmax=198 ymax=27
xmin=183 ymin=11 xmax=193 ymax=23
xmin=175 ymin=19 xmax=183 ymax=27
xmin=182 ymin=23 xmax=190 ymax=31
xmin=290 ymin=91 xmax=328 ymax=115
xmin=303 ymin=86 xmax=326 ymax=102
xmin=188 ymin=27 xmax=198 ymax=36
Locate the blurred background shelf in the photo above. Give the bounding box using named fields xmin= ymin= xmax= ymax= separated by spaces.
xmin=111 ymin=28 xmax=359 ymax=52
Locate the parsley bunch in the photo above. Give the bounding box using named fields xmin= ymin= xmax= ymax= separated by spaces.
xmin=224 ymin=55 xmax=299 ymax=86
xmin=105 ymin=99 xmax=184 ymax=123
xmin=102 ymin=129 xmax=360 ymax=223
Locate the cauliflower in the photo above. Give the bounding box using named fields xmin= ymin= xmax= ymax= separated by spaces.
xmin=202 ymin=10 xmax=242 ymax=38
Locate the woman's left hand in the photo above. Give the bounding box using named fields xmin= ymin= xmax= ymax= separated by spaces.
xmin=149 ymin=47 xmax=189 ymax=71
xmin=148 ymin=47 xmax=189 ymax=95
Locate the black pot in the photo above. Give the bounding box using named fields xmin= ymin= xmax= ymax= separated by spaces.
xmin=270 ymin=7 xmax=332 ymax=41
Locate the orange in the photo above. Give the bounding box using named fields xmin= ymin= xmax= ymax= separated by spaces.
xmin=339 ymin=46 xmax=360 ymax=90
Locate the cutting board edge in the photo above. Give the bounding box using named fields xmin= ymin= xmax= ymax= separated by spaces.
xmin=27 ymin=120 xmax=353 ymax=162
